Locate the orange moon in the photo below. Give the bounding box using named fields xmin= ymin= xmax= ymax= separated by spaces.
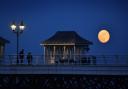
xmin=98 ymin=30 xmax=110 ymax=43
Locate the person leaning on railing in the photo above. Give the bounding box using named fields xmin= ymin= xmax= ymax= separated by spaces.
xmin=27 ymin=52 xmax=33 ymax=65
xmin=19 ymin=49 xmax=24 ymax=64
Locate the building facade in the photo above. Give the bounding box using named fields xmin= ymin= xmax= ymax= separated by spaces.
xmin=41 ymin=31 xmax=93 ymax=64
xmin=0 ymin=37 xmax=9 ymax=59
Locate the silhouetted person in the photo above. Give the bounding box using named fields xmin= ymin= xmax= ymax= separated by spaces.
xmin=19 ymin=49 xmax=24 ymax=64
xmin=27 ymin=52 xmax=33 ymax=65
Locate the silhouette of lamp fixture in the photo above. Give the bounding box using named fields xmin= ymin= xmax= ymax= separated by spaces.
xmin=10 ymin=21 xmax=25 ymax=63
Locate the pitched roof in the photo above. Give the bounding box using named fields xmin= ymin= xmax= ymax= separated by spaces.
xmin=0 ymin=37 xmax=10 ymax=44
xmin=42 ymin=31 xmax=93 ymax=45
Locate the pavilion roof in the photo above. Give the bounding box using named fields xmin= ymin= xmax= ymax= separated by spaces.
xmin=0 ymin=37 xmax=10 ymax=44
xmin=42 ymin=31 xmax=93 ymax=45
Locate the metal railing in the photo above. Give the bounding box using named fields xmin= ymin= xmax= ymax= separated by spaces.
xmin=0 ymin=55 xmax=128 ymax=66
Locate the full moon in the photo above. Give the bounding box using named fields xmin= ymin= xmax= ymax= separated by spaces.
xmin=98 ymin=30 xmax=110 ymax=43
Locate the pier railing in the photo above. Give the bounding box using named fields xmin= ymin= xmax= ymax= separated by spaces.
xmin=0 ymin=55 xmax=128 ymax=66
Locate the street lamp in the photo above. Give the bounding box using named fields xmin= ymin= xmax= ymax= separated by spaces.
xmin=10 ymin=21 xmax=25 ymax=63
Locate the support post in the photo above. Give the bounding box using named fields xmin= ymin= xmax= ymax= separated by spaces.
xmin=44 ymin=46 xmax=46 ymax=64
xmin=74 ymin=45 xmax=76 ymax=62
xmin=53 ymin=46 xmax=56 ymax=63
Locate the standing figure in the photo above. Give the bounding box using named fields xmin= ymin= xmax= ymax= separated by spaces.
xmin=19 ymin=49 xmax=24 ymax=64
xmin=27 ymin=52 xmax=33 ymax=65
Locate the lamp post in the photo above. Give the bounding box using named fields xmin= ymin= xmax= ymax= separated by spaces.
xmin=10 ymin=21 xmax=25 ymax=63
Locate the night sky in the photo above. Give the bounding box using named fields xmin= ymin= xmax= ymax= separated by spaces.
xmin=0 ymin=0 xmax=128 ymax=55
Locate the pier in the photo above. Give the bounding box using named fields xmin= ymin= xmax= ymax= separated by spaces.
xmin=0 ymin=55 xmax=128 ymax=75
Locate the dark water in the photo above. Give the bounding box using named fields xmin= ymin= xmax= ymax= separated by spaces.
xmin=0 ymin=74 xmax=128 ymax=89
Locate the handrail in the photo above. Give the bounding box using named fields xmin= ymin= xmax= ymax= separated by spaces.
xmin=0 ymin=55 xmax=128 ymax=66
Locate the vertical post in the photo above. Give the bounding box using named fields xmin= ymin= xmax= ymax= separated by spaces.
xmin=44 ymin=46 xmax=45 ymax=64
xmin=74 ymin=45 xmax=76 ymax=62
xmin=51 ymin=45 xmax=56 ymax=64
xmin=53 ymin=46 xmax=56 ymax=59
xmin=126 ymin=55 xmax=128 ymax=65
xmin=63 ymin=46 xmax=66 ymax=59
xmin=16 ymin=32 xmax=19 ymax=64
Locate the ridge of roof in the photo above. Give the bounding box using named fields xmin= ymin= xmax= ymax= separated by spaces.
xmin=42 ymin=31 xmax=93 ymax=45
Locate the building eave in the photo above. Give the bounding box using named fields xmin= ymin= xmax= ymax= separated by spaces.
xmin=0 ymin=37 xmax=10 ymax=44
xmin=41 ymin=43 xmax=92 ymax=46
